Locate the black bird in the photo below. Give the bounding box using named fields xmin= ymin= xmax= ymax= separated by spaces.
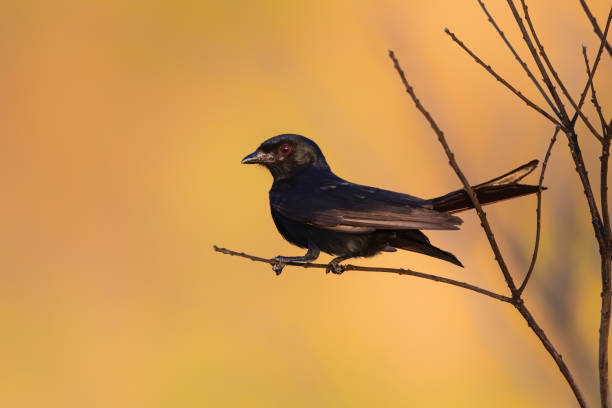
xmin=242 ymin=134 xmax=542 ymax=275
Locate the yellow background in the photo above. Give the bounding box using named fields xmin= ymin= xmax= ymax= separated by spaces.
xmin=1 ymin=0 xmax=611 ymax=406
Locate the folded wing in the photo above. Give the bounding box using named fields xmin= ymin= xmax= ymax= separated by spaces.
xmin=271 ymin=181 xmax=463 ymax=232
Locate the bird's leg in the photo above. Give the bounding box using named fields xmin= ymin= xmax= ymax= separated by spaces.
xmin=326 ymin=256 xmax=350 ymax=275
xmin=273 ymin=245 xmax=320 ymax=263
xmin=272 ymin=244 xmax=320 ymax=275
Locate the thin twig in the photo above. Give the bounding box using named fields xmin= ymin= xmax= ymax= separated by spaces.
xmin=389 ymin=49 xmax=587 ymax=408
xmin=558 ymin=7 xmax=612 ymax=254
xmin=520 ymin=0 xmax=604 ymax=142
xmin=212 ymin=245 xmax=513 ymax=302
xmin=476 ymin=0 xmax=561 ymax=118
xmin=601 ymin=119 xmax=612 ymax=408
xmin=513 ymin=302 xmax=588 ymax=408
xmin=518 ymin=127 xmax=559 ymax=295
xmin=602 ymin=137 xmax=611 ymax=246
xmin=579 ymin=0 xmax=612 ymax=58
xmin=582 ymin=46 xmax=608 ymax=136
xmin=444 ymin=28 xmax=564 ymax=129
xmin=574 ymin=7 xmax=612 ymax=132
xmin=601 ymin=253 xmax=612 ymax=408
xmin=389 ymin=49 xmax=518 ymax=295
xmin=505 ymin=0 xmax=570 ymax=122
xmin=571 ymin=8 xmax=612 ymax=408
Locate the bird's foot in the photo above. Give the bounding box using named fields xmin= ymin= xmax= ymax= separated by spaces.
xmin=271 ymin=255 xmax=307 ymax=275
xmin=273 ymin=256 xmax=297 ymax=263
xmin=325 ymin=260 xmax=346 ymax=275
xmin=271 ymin=262 xmax=285 ymax=276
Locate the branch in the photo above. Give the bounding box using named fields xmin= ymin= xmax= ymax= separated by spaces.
xmin=601 ymin=255 xmax=612 ymax=408
xmin=505 ymin=0 xmax=570 ymax=122
xmin=564 ymin=8 xmax=612 ymax=252
xmin=600 ymin=137 xmax=612 ymax=239
xmin=574 ymin=7 xmax=612 ymax=130
xmin=388 ymin=49 xmax=587 ymax=408
xmin=579 ymin=0 xmax=612 ymax=58
xmin=519 ymin=126 xmax=559 ymax=295
xmin=521 ymin=0 xmax=603 ymax=142
xmin=476 ymin=0 xmax=561 ymax=118
xmin=570 ymin=8 xmax=612 ymax=408
xmin=444 ymin=28 xmax=564 ymax=129
xmin=582 ymin=46 xmax=608 ymax=136
xmin=513 ymin=302 xmax=588 ymax=408
xmin=389 ymin=49 xmax=518 ymax=296
xmin=212 ymin=245 xmax=512 ymax=303
xmin=601 ymin=134 xmax=612 ymax=408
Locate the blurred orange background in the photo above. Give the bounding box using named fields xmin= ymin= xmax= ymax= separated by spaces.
xmin=1 ymin=0 xmax=611 ymax=406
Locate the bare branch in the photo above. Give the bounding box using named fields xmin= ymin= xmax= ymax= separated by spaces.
xmin=389 ymin=49 xmax=587 ymax=408
xmin=570 ymin=8 xmax=612 ymax=408
xmin=582 ymin=46 xmax=608 ymax=136
xmin=600 ymin=123 xmax=611 ymax=408
xmin=601 ymin=254 xmax=612 ymax=408
xmin=575 ymin=7 xmax=612 ymax=129
xmin=602 ymin=136 xmax=611 ymax=249
xmin=513 ymin=302 xmax=588 ymax=408
xmin=213 ymin=245 xmax=512 ymax=302
xmin=521 ymin=0 xmax=604 ymax=142
xmin=444 ymin=28 xmax=564 ymax=129
xmin=519 ymin=127 xmax=559 ymax=295
xmin=579 ymin=0 xmax=612 ymax=58
xmin=505 ymin=0 xmax=569 ymax=122
xmin=476 ymin=0 xmax=561 ymax=118
xmin=389 ymin=49 xmax=518 ymax=295
xmin=560 ymin=8 xmax=612 ymax=256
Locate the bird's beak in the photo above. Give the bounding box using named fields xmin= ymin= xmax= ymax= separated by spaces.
xmin=241 ymin=150 xmax=274 ymax=164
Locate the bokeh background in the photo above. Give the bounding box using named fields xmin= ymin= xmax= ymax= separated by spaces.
xmin=1 ymin=0 xmax=611 ymax=406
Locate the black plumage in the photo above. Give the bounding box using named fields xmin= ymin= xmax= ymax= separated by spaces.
xmin=242 ymin=134 xmax=542 ymax=274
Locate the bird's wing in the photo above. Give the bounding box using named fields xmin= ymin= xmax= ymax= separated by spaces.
xmin=271 ymin=182 xmax=463 ymax=231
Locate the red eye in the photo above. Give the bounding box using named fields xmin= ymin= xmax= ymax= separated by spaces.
xmin=279 ymin=144 xmax=291 ymax=154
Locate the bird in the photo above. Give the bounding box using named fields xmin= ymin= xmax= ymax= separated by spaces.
xmin=241 ymin=134 xmax=542 ymax=275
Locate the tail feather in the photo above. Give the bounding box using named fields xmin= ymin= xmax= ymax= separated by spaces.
xmin=386 ymin=160 xmax=543 ymax=267
xmin=389 ymin=230 xmax=463 ymax=267
xmin=474 ymin=159 xmax=538 ymax=187
xmin=430 ymin=160 xmax=543 ymax=214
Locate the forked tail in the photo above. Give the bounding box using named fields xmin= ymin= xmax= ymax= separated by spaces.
xmin=430 ymin=160 xmax=543 ymax=214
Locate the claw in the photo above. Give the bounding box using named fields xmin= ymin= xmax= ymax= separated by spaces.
xmin=272 ymin=261 xmax=285 ymax=275
xmin=272 ymin=256 xmax=287 ymax=275
xmin=325 ymin=261 xmax=345 ymax=275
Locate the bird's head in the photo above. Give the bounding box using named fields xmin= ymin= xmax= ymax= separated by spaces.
xmin=241 ymin=134 xmax=329 ymax=179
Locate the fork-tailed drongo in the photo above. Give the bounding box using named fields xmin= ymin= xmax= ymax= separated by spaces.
xmin=242 ymin=134 xmax=541 ymax=274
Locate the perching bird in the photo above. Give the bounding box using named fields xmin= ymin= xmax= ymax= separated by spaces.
xmin=242 ymin=134 xmax=542 ymax=275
